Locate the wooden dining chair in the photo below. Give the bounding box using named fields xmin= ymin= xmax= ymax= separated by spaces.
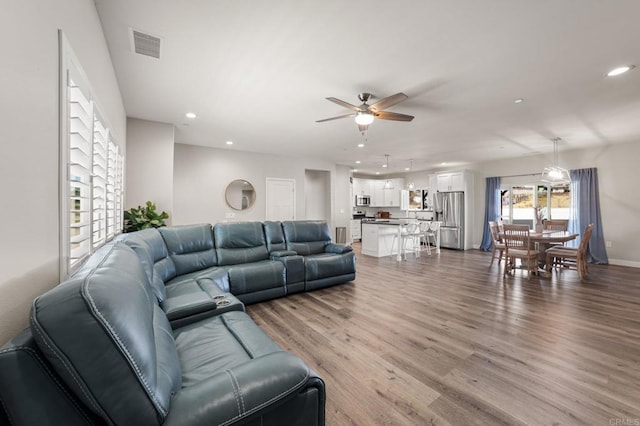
xmin=502 ymin=224 xmax=540 ymax=279
xmin=488 ymin=221 xmax=506 ymax=267
xmin=543 ymin=220 xmax=569 ymax=247
xmin=543 ymin=220 xmax=569 ymax=231
xmin=545 ymin=224 xmax=594 ymax=280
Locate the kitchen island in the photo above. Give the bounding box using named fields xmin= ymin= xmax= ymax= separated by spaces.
xmin=361 ymin=219 xmax=417 ymax=259
xmin=361 ymin=219 xmax=441 ymax=260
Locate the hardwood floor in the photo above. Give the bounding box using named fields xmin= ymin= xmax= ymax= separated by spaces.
xmin=246 ymin=244 xmax=640 ymax=425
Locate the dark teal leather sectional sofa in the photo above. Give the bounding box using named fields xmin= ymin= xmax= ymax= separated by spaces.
xmin=0 ymin=220 xmax=355 ymax=425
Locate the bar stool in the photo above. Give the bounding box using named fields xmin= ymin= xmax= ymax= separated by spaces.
xmin=418 ymin=221 xmax=432 ymax=255
xmin=425 ymin=221 xmax=440 ymax=253
xmin=391 ymin=223 xmax=420 ymax=260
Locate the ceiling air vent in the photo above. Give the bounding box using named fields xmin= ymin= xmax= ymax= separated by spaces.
xmin=129 ymin=28 xmax=162 ymax=59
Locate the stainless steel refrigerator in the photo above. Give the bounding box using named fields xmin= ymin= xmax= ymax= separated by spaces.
xmin=434 ymin=191 xmax=464 ymax=249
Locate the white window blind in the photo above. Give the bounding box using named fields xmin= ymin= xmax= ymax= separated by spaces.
xmin=68 ymin=71 xmax=93 ymax=266
xmin=60 ymin=32 xmax=124 ymax=278
xmin=92 ymin=110 xmax=108 ymax=248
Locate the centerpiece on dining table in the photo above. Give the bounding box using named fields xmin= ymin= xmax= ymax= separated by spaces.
xmin=533 ymin=207 xmax=546 ymax=233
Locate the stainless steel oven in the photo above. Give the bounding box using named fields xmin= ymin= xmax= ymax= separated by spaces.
xmin=355 ymin=195 xmax=370 ymax=207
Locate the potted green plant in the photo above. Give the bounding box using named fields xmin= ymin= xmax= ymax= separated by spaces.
xmin=123 ymin=201 xmax=169 ymax=233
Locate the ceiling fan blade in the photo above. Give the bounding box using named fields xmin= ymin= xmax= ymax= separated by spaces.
xmin=316 ymin=113 xmax=356 ymax=123
xmin=326 ymin=97 xmax=363 ymax=112
xmin=374 ymin=111 xmax=414 ymax=122
xmin=368 ymin=92 xmax=408 ymax=112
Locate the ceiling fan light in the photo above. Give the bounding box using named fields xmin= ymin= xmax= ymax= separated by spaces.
xmin=607 ymin=65 xmax=634 ymax=77
xmin=355 ymin=112 xmax=374 ymax=125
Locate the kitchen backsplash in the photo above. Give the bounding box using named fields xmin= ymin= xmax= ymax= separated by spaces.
xmin=356 ymin=207 xmax=434 ymax=220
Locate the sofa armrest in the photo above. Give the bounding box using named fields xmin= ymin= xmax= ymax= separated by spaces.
xmin=271 ymin=254 xmax=305 ymax=286
xmin=164 ymin=352 xmax=312 ymax=426
xmin=160 ymin=292 xmax=217 ymax=321
xmin=324 ymin=243 xmax=353 ymax=254
xmin=270 ymin=250 xmax=298 ymax=258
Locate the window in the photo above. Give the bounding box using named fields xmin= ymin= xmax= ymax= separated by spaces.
xmin=60 ymin=33 xmax=124 ymax=278
xmin=501 ymin=183 xmax=571 ymax=226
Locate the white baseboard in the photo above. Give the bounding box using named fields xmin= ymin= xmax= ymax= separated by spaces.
xmin=609 ymin=258 xmax=640 ymax=268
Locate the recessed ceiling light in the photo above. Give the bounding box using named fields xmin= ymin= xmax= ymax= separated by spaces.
xmin=185 ymin=112 xmax=197 ymax=119
xmin=513 ymin=98 xmax=524 ymax=104
xmin=404 ymin=167 xmax=410 ymax=171
xmin=607 ymin=65 xmax=635 ymax=77
xmin=352 ymin=169 xmax=358 ymax=172
xmin=355 ymin=160 xmax=361 ymax=164
xmin=441 ymin=162 xmax=448 ymax=165
xmin=225 ymin=141 xmax=234 ymax=145
xmin=375 ymin=172 xmax=380 ymax=175
xmin=382 ymin=164 xmax=387 ymax=168
xmin=357 ymin=143 xmax=365 ymax=148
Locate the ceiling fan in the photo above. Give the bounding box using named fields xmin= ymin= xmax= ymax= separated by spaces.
xmin=316 ymin=92 xmax=414 ymax=132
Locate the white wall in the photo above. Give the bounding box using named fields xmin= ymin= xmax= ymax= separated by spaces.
xmin=173 ymin=144 xmax=351 ymax=237
xmin=0 ymin=1 xmax=125 ymax=344
xmin=468 ymin=140 xmax=640 ymax=266
xmin=126 ymin=118 xmax=175 ymax=223
xmin=304 ymin=170 xmax=331 ymax=221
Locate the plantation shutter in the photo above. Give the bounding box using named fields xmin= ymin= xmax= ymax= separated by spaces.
xmin=60 ymin=32 xmax=125 ymax=278
xmin=67 ymin=67 xmax=93 ymax=268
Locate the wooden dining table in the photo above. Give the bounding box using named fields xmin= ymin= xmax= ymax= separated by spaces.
xmin=500 ymin=229 xmax=579 ymax=270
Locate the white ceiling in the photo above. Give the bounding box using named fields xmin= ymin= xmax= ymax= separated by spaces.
xmin=94 ymin=0 xmax=640 ymax=175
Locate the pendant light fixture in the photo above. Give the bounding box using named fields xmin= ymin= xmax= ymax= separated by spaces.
xmin=407 ymin=159 xmax=415 ymax=189
xmin=383 ymin=154 xmax=394 ymax=189
xmin=541 ymin=138 xmax=571 ymax=184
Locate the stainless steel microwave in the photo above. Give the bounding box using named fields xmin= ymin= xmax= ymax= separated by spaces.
xmin=355 ymin=195 xmax=370 ymax=206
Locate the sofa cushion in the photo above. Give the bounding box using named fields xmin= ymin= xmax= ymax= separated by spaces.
xmin=282 ymin=221 xmax=331 ymax=255
xmin=167 ymin=311 xmax=315 ymax=426
xmin=159 ymin=224 xmax=217 ymax=275
xmin=31 ymin=243 xmax=182 ymax=425
xmin=304 ymin=252 xmax=357 ymax=282
xmin=264 ymin=221 xmax=287 ymax=252
xmin=117 ymin=228 xmax=176 ymax=301
xmin=223 ymin=260 xmax=286 ymax=295
xmin=174 ymin=311 xmax=283 ymax=387
xmin=165 ymin=266 xmax=230 ymax=292
xmin=214 ymin=222 xmax=269 ymax=265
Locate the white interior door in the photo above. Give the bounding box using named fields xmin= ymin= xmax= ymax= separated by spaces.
xmin=266 ymin=178 xmax=296 ymax=221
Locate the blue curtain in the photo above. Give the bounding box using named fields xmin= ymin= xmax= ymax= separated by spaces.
xmin=480 ymin=176 xmax=501 ymax=251
xmin=568 ymin=168 xmax=608 ymax=264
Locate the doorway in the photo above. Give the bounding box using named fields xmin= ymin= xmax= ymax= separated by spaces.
xmin=304 ymin=169 xmax=331 ymax=221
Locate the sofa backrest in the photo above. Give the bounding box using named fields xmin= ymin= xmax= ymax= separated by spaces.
xmin=282 ymin=221 xmax=331 ymax=255
xmin=159 ymin=224 xmax=218 ymax=275
xmin=263 ymin=221 xmax=286 ymax=252
xmin=117 ymin=228 xmax=176 ymax=301
xmin=31 ymin=243 xmax=182 ymax=425
xmin=214 ymin=222 xmax=269 ymax=265
xmin=0 ymin=329 xmax=99 ymax=425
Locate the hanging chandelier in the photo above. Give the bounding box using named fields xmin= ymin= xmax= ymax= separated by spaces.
xmin=383 ymin=154 xmax=393 ymax=189
xmin=541 ymin=138 xmax=570 ymax=184
xmin=407 ymin=159 xmax=415 ymax=189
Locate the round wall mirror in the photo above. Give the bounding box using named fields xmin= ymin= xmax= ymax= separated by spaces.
xmin=225 ymin=179 xmax=256 ymax=211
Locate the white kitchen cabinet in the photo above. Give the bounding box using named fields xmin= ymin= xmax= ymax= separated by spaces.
xmin=354 ymin=178 xmax=404 ymax=207
xmin=352 ymin=178 xmax=364 ymax=196
xmin=350 ymin=219 xmax=362 ymax=241
xmin=370 ymin=180 xmax=384 ymax=207
xmin=436 ymin=172 xmax=464 ymax=192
